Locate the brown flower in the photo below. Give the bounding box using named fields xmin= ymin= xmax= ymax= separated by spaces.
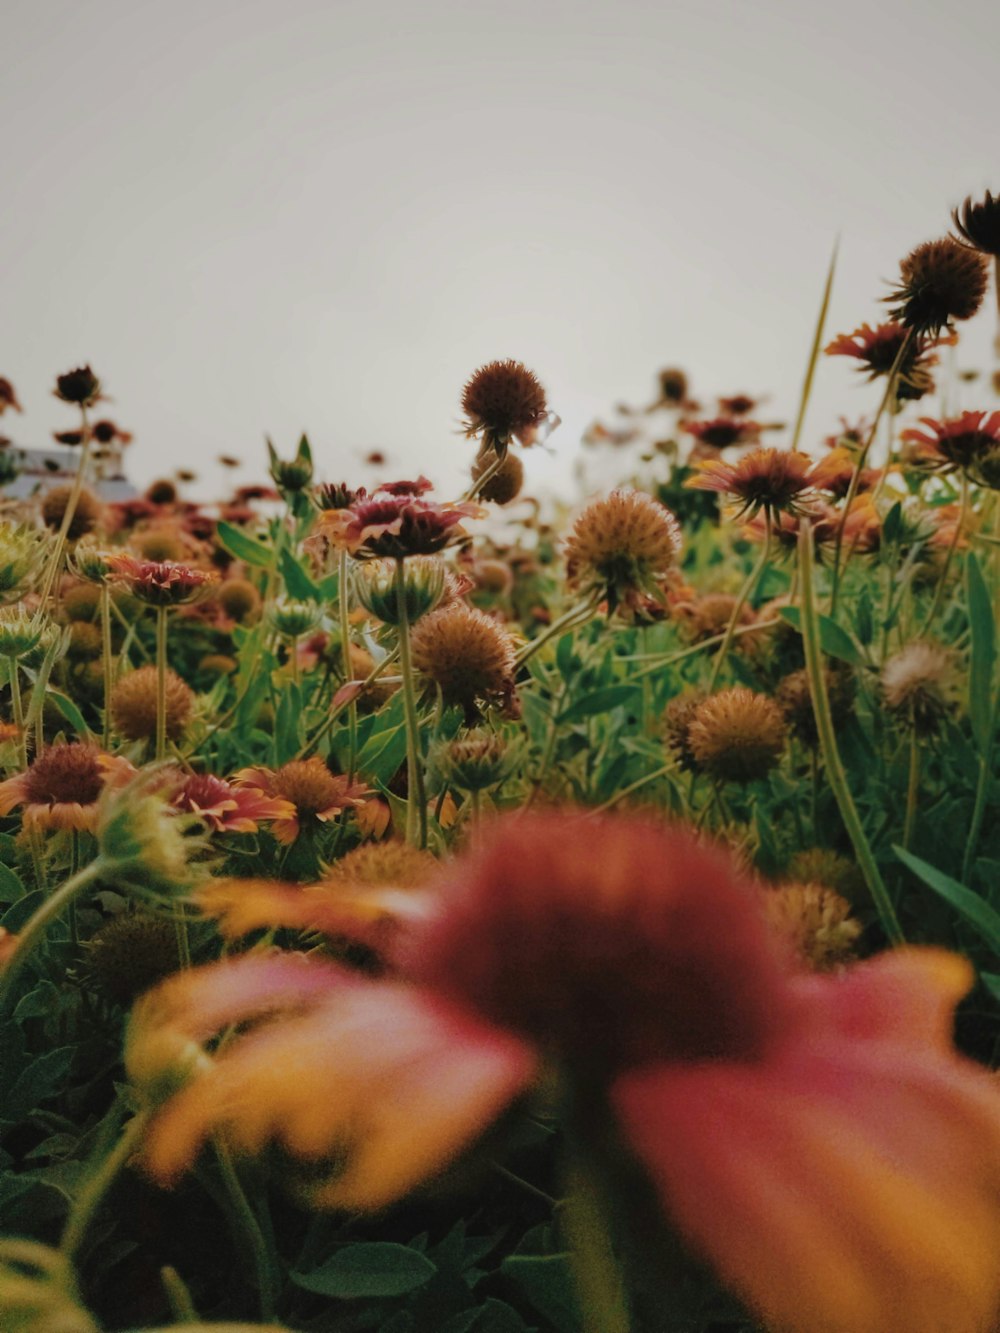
xmin=41 ymin=484 xmax=103 ymax=539
xmin=461 ymin=360 xmax=548 ymax=455
xmin=885 ymin=238 xmax=989 ymax=336
xmin=564 ymin=489 xmax=682 ymax=613
xmin=952 ymin=191 xmax=1000 ymax=258
xmin=54 ymin=366 xmax=102 ymax=407
xmin=663 ymin=690 xmax=707 ymax=772
xmin=882 ymin=642 xmax=955 ymax=735
xmin=233 ymin=758 xmax=369 ymax=844
xmin=685 ymin=448 xmax=817 ymax=520
xmin=0 ymin=742 xmax=133 ymax=831
xmin=107 ymin=555 xmax=218 ymax=606
xmin=688 ymin=688 xmax=787 ymax=784
xmin=776 ymin=666 xmax=855 ymax=746
xmin=0 ymin=378 xmax=22 ymax=415
xmin=762 ymin=882 xmax=861 ymax=971
xmin=472 ymin=450 xmax=525 ymax=505
xmin=410 ymin=602 xmax=517 ymax=722
xmin=111 ymin=666 xmax=194 ymax=744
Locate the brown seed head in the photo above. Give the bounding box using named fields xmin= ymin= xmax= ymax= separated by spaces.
xmin=54 ymin=366 xmax=101 ymax=406
xmin=472 ymin=450 xmax=525 ymax=504
xmin=41 ymin=484 xmax=103 ymax=539
xmin=881 ymin=641 xmax=956 ymax=734
xmin=84 ymin=913 xmax=181 ymax=1004
xmin=111 ymin=665 xmax=194 ymax=743
xmin=564 ymin=489 xmax=682 ymax=612
xmin=216 ymin=577 xmax=261 ymax=622
xmin=461 ymin=359 xmax=548 ymax=452
xmin=688 ymin=687 xmax=787 ymax=784
xmin=323 ymin=841 xmax=437 ymax=888
xmin=776 ymin=666 xmax=855 ymax=746
xmin=62 ymin=582 xmax=102 ymax=622
xmin=410 ymin=602 xmax=517 ymax=722
xmin=146 ymin=479 xmax=178 ymax=506
xmin=663 ymin=690 xmax=707 ymax=772
xmin=952 ymin=190 xmax=1000 ymax=258
xmin=657 ymin=367 xmax=688 ymax=403
xmin=784 ymin=848 xmax=865 ymax=904
xmin=23 ymin=741 xmax=106 ymax=807
xmin=133 ymin=526 xmax=188 ymax=564
xmin=762 ymin=882 xmax=861 ymax=971
xmin=886 ymin=237 xmax=988 ymax=336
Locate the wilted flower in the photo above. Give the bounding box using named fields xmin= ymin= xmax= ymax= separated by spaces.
xmin=54 ymin=365 xmax=102 ymax=407
xmin=107 ymin=555 xmax=217 ymax=607
xmin=882 ymin=641 xmax=956 ymax=734
xmin=885 ymin=237 xmax=989 ymax=336
xmin=233 ymin=758 xmax=369 ymax=844
xmin=410 ymin=602 xmax=518 ymax=722
xmin=685 ymin=448 xmax=817 ymax=520
xmin=461 ymin=360 xmax=549 ymax=456
xmin=776 ymin=666 xmax=855 ymax=746
xmin=132 ymin=812 xmax=1000 ymax=1333
xmin=688 ymin=688 xmax=787 ymax=783
xmin=663 ymin=690 xmax=706 ymax=772
xmin=0 ymin=742 xmax=133 ymax=831
xmin=681 ymin=418 xmax=763 ymax=450
xmin=435 ymin=729 xmax=514 ymax=793
xmin=952 ymin=190 xmax=1000 ymax=258
xmin=564 ymin=489 xmax=682 ymax=614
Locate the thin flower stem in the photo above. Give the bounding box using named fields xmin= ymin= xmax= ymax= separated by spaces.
xmin=790 ymin=237 xmax=838 ymax=452
xmin=39 ymin=406 xmax=92 ymax=609
xmin=799 ymin=523 xmax=904 ymax=945
xmin=902 ymin=729 xmax=920 ymax=852
xmin=395 ymin=559 xmax=428 ymax=849
xmin=962 ymin=695 xmax=998 ymax=884
xmin=155 ymin=606 xmax=168 ymax=762
xmin=830 ymin=329 xmax=914 ymax=611
xmin=60 ymin=1109 xmax=151 ymax=1261
xmin=100 ymin=584 xmax=113 ymax=749
xmin=515 ymin=593 xmax=602 ymax=669
xmin=213 ymin=1138 xmax=279 ymax=1321
xmin=296 ymin=646 xmax=399 ymax=760
xmin=919 ymin=471 xmax=969 ymax=634
xmin=588 ymin=763 xmax=675 ymax=816
xmin=0 ymin=859 xmax=105 ymax=1017
xmin=463 ymin=450 xmax=503 ymax=502
xmin=625 ymin=617 xmax=782 ymax=680
xmin=707 ymin=512 xmax=771 ymax=691
xmin=338 ymin=548 xmax=358 ymax=781
xmin=7 ymin=654 xmax=29 ymax=771
xmin=561 ymin=1153 xmax=630 ymax=1333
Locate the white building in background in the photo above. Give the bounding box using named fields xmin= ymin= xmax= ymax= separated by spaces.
xmin=0 ymin=441 xmax=138 ymax=502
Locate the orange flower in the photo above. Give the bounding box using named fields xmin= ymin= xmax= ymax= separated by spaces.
xmin=901 ymin=410 xmax=1000 ymax=478
xmin=319 ymin=491 xmax=482 ymax=560
xmin=681 ymin=417 xmax=764 ymax=450
xmin=0 ymin=742 xmax=133 ymax=832
xmin=170 ymin=772 xmax=295 ymax=834
xmin=685 ymin=447 xmax=818 ymax=519
xmin=107 ymin=554 xmax=218 ymax=606
xmin=233 ymin=758 xmax=369 ymax=843
xmin=132 ymin=813 xmax=1000 ymax=1333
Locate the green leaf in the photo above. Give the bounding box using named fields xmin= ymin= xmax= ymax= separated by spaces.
xmin=0 ymin=862 xmax=24 ymax=905
xmin=980 ymin=971 xmax=1000 ymax=1005
xmin=1 ymin=1047 xmax=74 ymax=1123
xmin=778 ymin=606 xmax=861 ymax=665
xmin=440 ymin=1300 xmax=533 ymax=1333
xmin=894 ymin=846 xmax=1000 ymax=956
xmin=558 ymin=685 xmax=641 ymax=724
xmin=47 ymin=690 xmax=90 ymax=738
xmin=216 ymin=521 xmax=273 ymax=569
xmin=279 ymin=546 xmax=320 ymax=601
xmin=291 ymin=1242 xmax=436 ymax=1299
xmin=501 ymin=1254 xmax=580 ymax=1333
xmin=274 ymin=683 xmax=303 ymax=764
xmin=882 ymin=500 xmax=903 ymax=547
xmin=966 ymin=553 xmax=996 ymax=754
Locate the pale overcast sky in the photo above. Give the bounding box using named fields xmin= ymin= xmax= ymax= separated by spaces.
xmin=3 ymin=0 xmax=999 ymax=499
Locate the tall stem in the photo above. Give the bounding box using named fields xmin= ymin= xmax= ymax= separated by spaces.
xmin=100 ymin=584 xmax=113 ymax=750
xmin=515 ymin=593 xmax=601 ymax=668
xmin=799 ymin=523 xmax=904 ymax=944
xmin=394 ymin=560 xmax=427 ymax=848
xmin=962 ymin=695 xmax=998 ymax=884
xmin=39 ymin=407 xmax=93 ymax=608
xmin=60 ymin=1110 xmax=150 ymax=1261
xmin=707 ymin=512 xmax=771 ymax=691
xmin=155 ymin=606 xmax=168 ymax=761
xmin=338 ymin=548 xmax=358 ymax=781
xmin=213 ymin=1139 xmax=279 ymax=1320
xmin=902 ymin=729 xmax=920 ymax=852
xmin=7 ymin=655 xmax=29 ymax=771
xmin=0 ymin=860 xmax=104 ymax=1017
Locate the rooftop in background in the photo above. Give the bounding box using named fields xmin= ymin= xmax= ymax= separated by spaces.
xmin=0 ymin=442 xmax=138 ymax=503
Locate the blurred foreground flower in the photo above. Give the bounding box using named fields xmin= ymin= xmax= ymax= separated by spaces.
xmin=129 ymin=812 xmax=1000 ymax=1333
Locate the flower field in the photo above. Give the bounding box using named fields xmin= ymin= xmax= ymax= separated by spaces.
xmin=2 ymin=197 xmax=1000 ymax=1333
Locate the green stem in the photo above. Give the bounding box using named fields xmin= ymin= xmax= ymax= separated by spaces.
xmin=395 ymin=559 xmax=428 ymax=849
xmin=589 ymin=763 xmax=675 ymax=816
xmin=962 ymin=697 xmax=998 ymax=884
xmin=39 ymin=407 xmax=93 ymax=608
xmin=295 ymin=646 xmax=399 ymax=761
xmin=464 ymin=450 xmax=504 ymax=502
xmin=60 ymin=1110 xmax=150 ymax=1261
xmin=902 ymin=729 xmax=920 ymax=852
xmin=7 ymin=654 xmax=28 ymax=771
xmin=0 ymin=859 xmax=105 ymax=1017
xmin=155 ymin=606 xmax=168 ymax=761
xmin=515 ymin=593 xmax=601 ymax=669
xmin=919 ymin=471 xmax=969 ymax=634
xmin=100 ymin=585 xmax=113 ymax=749
xmin=214 ymin=1138 xmax=279 ymax=1321
xmin=338 ymin=548 xmax=358 ymax=781
xmin=707 ymin=513 xmax=771 ymax=691
xmin=561 ymin=1151 xmax=630 ymax=1333
xmin=799 ymin=523 xmax=904 ymax=944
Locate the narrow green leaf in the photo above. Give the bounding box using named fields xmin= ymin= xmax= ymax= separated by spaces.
xmin=790 ymin=237 xmax=838 ymax=452
xmin=894 ymin=845 xmax=1000 ymax=956
xmin=558 ymin=685 xmax=641 ymax=724
xmin=46 ymin=690 xmax=90 ymax=738
xmin=279 ymin=546 xmax=320 ymax=601
xmin=0 ymin=862 xmax=24 ymax=905
xmin=216 ymin=521 xmax=273 ymax=569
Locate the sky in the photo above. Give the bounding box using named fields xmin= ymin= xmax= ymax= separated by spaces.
xmin=3 ymin=0 xmax=1000 ymax=501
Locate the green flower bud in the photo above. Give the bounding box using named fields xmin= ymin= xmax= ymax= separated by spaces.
xmin=354 ymin=556 xmax=446 ymax=625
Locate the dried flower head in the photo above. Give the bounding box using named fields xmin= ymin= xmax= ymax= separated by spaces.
xmin=324 ymin=840 xmax=438 ymax=888
xmin=762 ymin=882 xmax=861 ymax=971
xmin=663 ymin=690 xmax=707 ymax=772
xmin=776 ymin=666 xmax=855 ymax=746
xmin=436 ymin=729 xmax=514 ymax=793
xmin=54 ymin=365 xmax=102 ymax=407
xmin=882 ymin=641 xmax=956 ymax=735
xmin=681 ymin=418 xmax=763 ymax=450
xmin=41 ymin=484 xmax=103 ymax=539
xmin=679 ymin=592 xmax=757 ymax=647
xmin=886 ymin=237 xmax=989 ymax=336
xmin=657 ymin=367 xmax=688 ymax=404
xmin=133 ymin=526 xmax=188 ymax=564
xmin=146 ymin=479 xmax=178 ymax=506
xmin=84 ymin=913 xmax=181 ymax=1005
xmin=564 ymin=489 xmax=682 ymax=613
xmin=784 ymin=848 xmax=865 ymax=903
xmin=0 ymin=377 xmax=23 ymax=415
xmin=472 ymin=450 xmax=525 ymax=504
xmin=216 ymin=577 xmax=261 ymax=623
xmin=685 ymin=448 xmax=817 ymax=520
xmin=107 ymin=555 xmax=217 ymax=607
xmin=111 ymin=666 xmax=194 ymax=744
xmin=825 ymin=322 xmax=948 ymax=403
xmin=461 ymin=359 xmax=548 ymax=456
xmin=688 ymin=688 xmax=787 ymax=784
xmin=952 ymin=190 xmax=1000 ymax=258
xmin=410 ymin=602 xmax=518 ymax=722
